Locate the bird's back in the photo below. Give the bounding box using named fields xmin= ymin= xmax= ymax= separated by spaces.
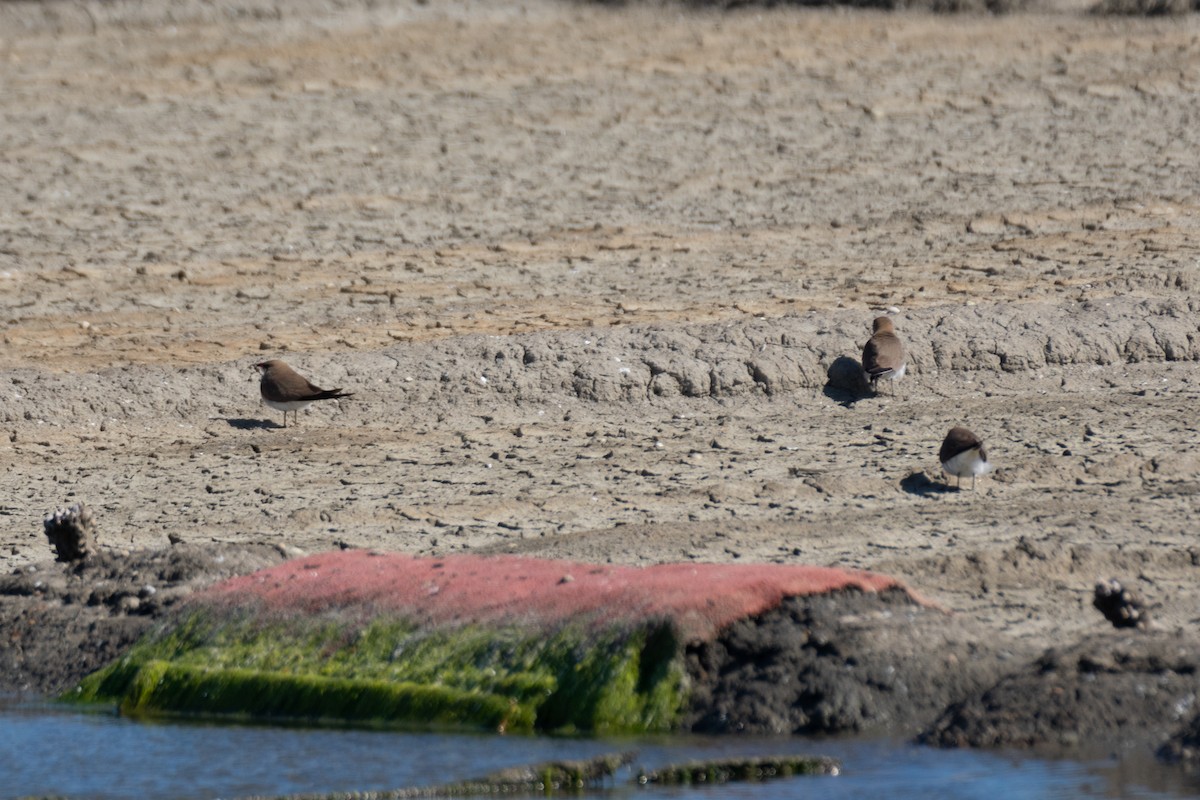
xmin=863 ymin=331 xmax=904 ymax=376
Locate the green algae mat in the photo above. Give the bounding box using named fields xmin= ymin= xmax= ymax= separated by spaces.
xmin=67 ymin=551 xmax=910 ymax=734
xmin=71 ymin=612 xmax=685 ymax=733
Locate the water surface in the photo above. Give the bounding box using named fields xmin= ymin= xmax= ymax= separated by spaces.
xmin=1 ymin=697 xmax=1195 ymax=800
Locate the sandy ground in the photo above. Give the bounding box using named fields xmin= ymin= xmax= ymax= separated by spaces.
xmin=2 ymin=0 xmax=1200 ymax=736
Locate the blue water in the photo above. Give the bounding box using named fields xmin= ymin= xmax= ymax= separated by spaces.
xmin=1 ymin=696 xmax=1196 ymax=800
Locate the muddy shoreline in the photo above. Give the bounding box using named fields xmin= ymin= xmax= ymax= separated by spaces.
xmin=2 ymin=0 xmax=1200 ymax=770
xmin=5 ymin=542 xmax=1200 ymax=763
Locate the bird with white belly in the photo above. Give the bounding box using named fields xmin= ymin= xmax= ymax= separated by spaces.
xmin=254 ymin=359 xmax=353 ymax=428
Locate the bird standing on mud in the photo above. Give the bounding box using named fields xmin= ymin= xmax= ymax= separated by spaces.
xmin=939 ymin=426 xmax=991 ymax=490
xmin=861 ymin=316 xmax=907 ymax=394
xmin=254 ymin=359 xmax=353 ymax=428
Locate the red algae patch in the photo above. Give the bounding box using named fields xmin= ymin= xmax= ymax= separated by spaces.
xmin=200 ymin=551 xmax=914 ymax=641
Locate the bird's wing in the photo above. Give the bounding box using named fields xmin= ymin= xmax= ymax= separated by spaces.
xmin=308 ymin=387 xmax=352 ymax=401
xmin=862 ymin=338 xmax=887 ymax=375
xmin=863 ymin=333 xmax=903 ymax=376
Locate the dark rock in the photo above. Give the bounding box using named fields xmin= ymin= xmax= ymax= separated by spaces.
xmin=1094 ymin=577 xmax=1149 ymax=629
xmin=43 ymin=503 xmax=97 ymax=562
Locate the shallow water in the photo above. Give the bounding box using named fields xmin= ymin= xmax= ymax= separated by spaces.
xmin=1 ymin=696 xmax=1197 ymax=800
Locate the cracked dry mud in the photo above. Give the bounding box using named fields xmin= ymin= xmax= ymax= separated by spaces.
xmin=1 ymin=0 xmax=1199 ymax=751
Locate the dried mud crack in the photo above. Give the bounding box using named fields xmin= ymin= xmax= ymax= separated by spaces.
xmin=2 ymin=0 xmax=1200 ymax=769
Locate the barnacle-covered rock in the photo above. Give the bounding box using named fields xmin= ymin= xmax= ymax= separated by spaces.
xmin=43 ymin=503 xmax=97 ymax=562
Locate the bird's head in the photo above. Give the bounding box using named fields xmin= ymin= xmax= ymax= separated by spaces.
xmin=253 ymin=360 xmax=278 ymax=375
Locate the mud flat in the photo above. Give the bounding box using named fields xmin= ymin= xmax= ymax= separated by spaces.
xmin=1 ymin=0 xmax=1199 ymax=762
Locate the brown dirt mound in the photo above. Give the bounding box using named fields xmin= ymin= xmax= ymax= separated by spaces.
xmin=200 ymin=551 xmax=917 ymax=641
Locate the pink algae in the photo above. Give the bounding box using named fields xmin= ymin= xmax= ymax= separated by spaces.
xmin=200 ymin=551 xmax=916 ymax=642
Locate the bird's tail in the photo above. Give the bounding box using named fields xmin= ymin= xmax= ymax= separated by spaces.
xmin=312 ymin=389 xmax=353 ymax=400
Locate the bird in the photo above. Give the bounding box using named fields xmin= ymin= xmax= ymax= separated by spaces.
xmin=939 ymin=426 xmax=991 ymax=490
xmin=254 ymin=359 xmax=353 ymax=428
xmin=861 ymin=316 xmax=907 ymax=394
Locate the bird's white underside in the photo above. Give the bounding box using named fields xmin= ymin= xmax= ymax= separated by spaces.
xmin=942 ymin=447 xmax=991 ymax=478
xmin=865 ymin=363 xmax=906 ymax=381
xmin=263 ymin=398 xmax=316 ymax=413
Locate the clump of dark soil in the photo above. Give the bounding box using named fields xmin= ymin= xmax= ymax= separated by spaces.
xmin=683 ymin=589 xmax=1020 ymax=736
xmin=1091 ymin=0 xmax=1197 ymax=13
xmin=1159 ymin=714 xmax=1200 ymax=764
xmin=0 ymin=542 xmax=289 ymax=695
xmin=921 ymin=630 xmax=1200 ymax=750
xmin=683 ymin=0 xmax=1033 ymax=13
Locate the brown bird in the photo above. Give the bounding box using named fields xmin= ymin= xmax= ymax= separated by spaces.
xmin=939 ymin=426 xmax=991 ymax=490
xmin=861 ymin=316 xmax=907 ymax=394
xmin=254 ymin=359 xmax=353 ymax=428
